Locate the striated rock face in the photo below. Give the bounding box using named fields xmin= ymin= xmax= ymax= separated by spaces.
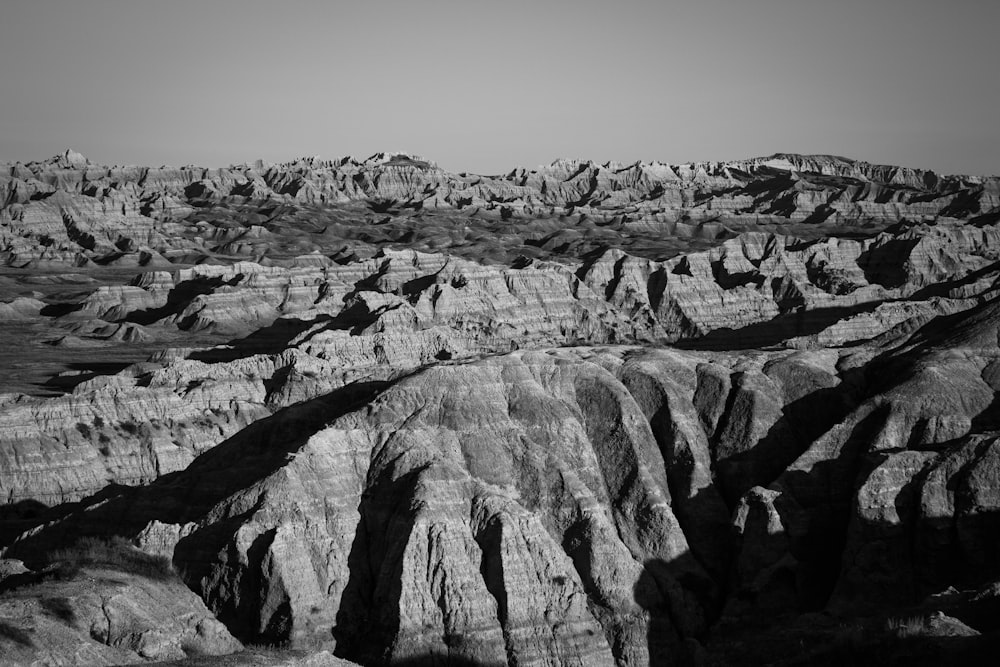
xmin=3 ymin=151 xmax=1000 ymax=666
xmin=4 ymin=346 xmax=859 ymax=664
xmin=727 ymin=299 xmax=1000 ymax=620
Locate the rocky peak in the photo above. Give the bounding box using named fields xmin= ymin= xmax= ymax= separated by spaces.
xmin=54 ymin=148 xmax=90 ymax=168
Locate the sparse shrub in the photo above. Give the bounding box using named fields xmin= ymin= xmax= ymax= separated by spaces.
xmin=247 ymin=639 xmax=292 ymax=652
xmin=887 ymin=615 xmax=926 ymax=638
xmin=824 ymin=622 xmax=872 ymax=663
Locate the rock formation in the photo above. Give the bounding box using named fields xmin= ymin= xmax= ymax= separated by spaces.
xmin=1 ymin=150 xmax=999 ymax=665
xmin=0 ymin=544 xmax=241 ymax=665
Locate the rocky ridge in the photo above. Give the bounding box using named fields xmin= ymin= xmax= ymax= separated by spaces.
xmin=3 ymin=149 xmax=998 ymax=270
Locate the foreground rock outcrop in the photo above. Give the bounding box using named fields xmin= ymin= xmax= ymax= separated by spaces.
xmin=7 ymin=347 xmax=844 ymax=663
xmin=0 ymin=547 xmax=241 ymax=665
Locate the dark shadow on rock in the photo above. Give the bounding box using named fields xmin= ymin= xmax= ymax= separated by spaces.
xmin=400 ymin=271 xmax=442 ymax=302
xmin=0 ymin=499 xmax=49 ymax=547
xmin=7 ymin=382 xmax=390 ymax=641
xmin=0 ymin=485 xmax=133 ymax=551
xmin=333 ymin=463 xmax=431 ymax=664
xmin=674 ymin=302 xmax=883 ymax=351
xmin=39 ymin=360 xmax=134 ymax=393
xmin=970 ymin=392 xmax=1000 ymax=433
xmin=635 ymin=560 xmax=705 ymax=667
xmin=909 ymin=260 xmax=1000 ymax=300
xmin=366 ymin=659 xmax=504 ymax=667
xmin=856 ymin=238 xmax=923 ymax=289
xmin=704 ymin=614 xmax=1000 ymax=667
xmin=715 ymin=375 xmax=859 ymax=508
xmin=938 ymin=188 xmax=983 ymax=218
xmin=714 ymin=415 xmax=799 ymax=509
xmin=368 ymin=198 xmax=400 ymax=215
xmin=876 ymin=631 xmax=1000 ymax=667
xmin=191 ymin=298 xmax=391 ymax=365
xmin=801 ymin=203 xmax=837 ymax=225
xmin=634 ymin=562 xmax=679 ymax=667
xmin=644 ymin=395 xmax=733 ymax=591
xmin=829 ymin=449 xmax=937 ymax=613
xmin=39 ymin=301 xmax=83 ymax=317
xmin=0 ymin=570 xmax=49 ymax=593
xmin=867 ymin=300 xmax=1000 ymax=400
xmin=171 ymin=501 xmax=268 ymax=641
xmin=189 ymin=314 xmax=334 ymax=363
xmin=39 ymin=596 xmax=76 ymax=625
xmin=778 ymin=404 xmax=892 ymax=611
xmin=124 ymin=275 xmax=230 ymax=327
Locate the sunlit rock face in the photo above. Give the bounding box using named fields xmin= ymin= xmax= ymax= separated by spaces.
xmin=3 ymin=151 xmax=1000 ymax=666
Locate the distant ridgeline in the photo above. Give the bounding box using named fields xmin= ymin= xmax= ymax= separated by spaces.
xmin=3 ymin=149 xmax=997 ymax=225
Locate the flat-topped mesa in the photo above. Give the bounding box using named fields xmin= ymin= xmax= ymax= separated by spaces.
xmin=361 ymin=151 xmax=438 ymax=168
xmin=728 ymin=153 xmax=948 ymax=189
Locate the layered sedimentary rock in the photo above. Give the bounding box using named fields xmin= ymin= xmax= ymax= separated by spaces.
xmin=729 ymin=299 xmax=1000 ymax=619
xmin=3 ymin=149 xmax=998 ymax=272
xmin=0 ymin=250 xmax=646 ymax=507
xmin=7 ymin=346 xmax=855 ymax=665
xmin=4 ymin=215 xmax=1000 ymax=509
xmin=2 ymin=151 xmax=1000 ymax=666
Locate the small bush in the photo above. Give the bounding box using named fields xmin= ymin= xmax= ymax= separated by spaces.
xmin=887 ymin=615 xmax=926 ymax=638
xmin=43 ymin=536 xmax=174 ymax=580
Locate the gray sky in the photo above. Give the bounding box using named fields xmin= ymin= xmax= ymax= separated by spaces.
xmin=1 ymin=0 xmax=997 ymax=175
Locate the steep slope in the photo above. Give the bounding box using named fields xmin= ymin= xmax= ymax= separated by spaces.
xmin=7 ymin=346 xmax=858 ymax=665
xmin=730 ymin=298 xmax=1000 ymax=620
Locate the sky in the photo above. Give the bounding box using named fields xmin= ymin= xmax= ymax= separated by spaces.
xmin=0 ymin=0 xmax=997 ymax=175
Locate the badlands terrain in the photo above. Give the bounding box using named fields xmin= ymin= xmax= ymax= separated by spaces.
xmin=1 ymin=149 xmax=1000 ymax=665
